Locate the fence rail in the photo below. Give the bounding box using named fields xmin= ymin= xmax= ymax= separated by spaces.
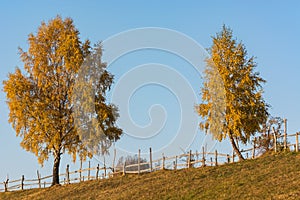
xmin=1 ymin=128 xmax=299 ymax=192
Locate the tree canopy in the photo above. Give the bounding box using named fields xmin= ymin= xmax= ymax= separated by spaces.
xmin=3 ymin=16 xmax=122 ymax=185
xmin=197 ymin=25 xmax=269 ymax=160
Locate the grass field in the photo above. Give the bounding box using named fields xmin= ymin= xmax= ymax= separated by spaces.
xmin=1 ymin=151 xmax=300 ymax=200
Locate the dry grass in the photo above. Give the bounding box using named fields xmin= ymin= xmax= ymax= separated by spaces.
xmin=1 ymin=151 xmax=300 ymax=200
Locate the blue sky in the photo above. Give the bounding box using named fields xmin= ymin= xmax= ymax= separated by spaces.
xmin=0 ymin=1 xmax=300 ymax=181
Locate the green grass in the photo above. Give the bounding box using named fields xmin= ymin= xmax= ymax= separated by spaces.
xmin=1 ymin=151 xmax=300 ymax=200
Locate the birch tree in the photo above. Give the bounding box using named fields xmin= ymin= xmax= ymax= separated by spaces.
xmin=3 ymin=16 xmax=122 ymax=185
xmin=197 ymin=25 xmax=269 ymax=160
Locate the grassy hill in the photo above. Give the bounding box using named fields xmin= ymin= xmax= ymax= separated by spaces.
xmin=1 ymin=152 xmax=300 ymax=200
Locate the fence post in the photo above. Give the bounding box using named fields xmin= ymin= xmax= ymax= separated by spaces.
xmin=37 ymin=170 xmax=41 ymax=188
xmin=202 ymin=146 xmax=206 ymax=167
xmin=104 ymin=163 xmax=107 ymax=178
xmin=66 ymin=164 xmax=70 ymax=184
xmin=215 ymin=150 xmax=218 ymax=166
xmin=210 ymin=157 xmax=213 ymax=166
xmin=96 ymin=164 xmax=100 ymax=180
xmin=162 ymin=154 xmax=165 ymax=170
xmin=188 ymin=150 xmax=192 ymax=168
xmin=227 ymin=154 xmax=230 ymax=163
xmin=173 ymin=161 xmax=176 ymax=170
xmin=252 ymin=138 xmax=256 ymax=159
xmin=149 ymin=147 xmax=153 ymax=172
xmin=123 ymin=161 xmax=126 ymax=176
xmin=272 ymin=127 xmax=277 ymax=153
xmin=79 ymin=158 xmax=82 ymax=182
xmin=174 ymin=156 xmax=177 ymax=170
xmin=88 ymin=161 xmax=91 ymax=180
xmin=44 ymin=182 xmax=46 ymax=188
xmin=296 ymin=132 xmax=299 ymax=152
xmin=21 ymin=175 xmax=24 ymax=190
xmin=138 ymin=149 xmax=141 ymax=175
xmin=284 ymin=118 xmax=287 ymax=150
xmin=112 ymin=148 xmax=116 ymax=173
xmin=232 ymin=152 xmax=235 ymax=163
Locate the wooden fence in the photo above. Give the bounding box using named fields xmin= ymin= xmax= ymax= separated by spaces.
xmin=0 ymin=161 xmax=115 ymax=192
xmin=0 ymin=147 xmax=253 ymax=192
xmin=1 ymin=122 xmax=299 ymax=192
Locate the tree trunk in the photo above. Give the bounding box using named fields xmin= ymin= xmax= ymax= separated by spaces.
xmin=229 ymin=133 xmax=244 ymax=161
xmin=51 ymin=152 xmax=61 ymax=186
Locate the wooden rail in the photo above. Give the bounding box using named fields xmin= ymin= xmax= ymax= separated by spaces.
xmin=1 ymin=128 xmax=299 ymax=192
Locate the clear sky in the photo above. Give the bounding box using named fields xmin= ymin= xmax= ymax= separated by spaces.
xmin=0 ymin=1 xmax=300 ymax=181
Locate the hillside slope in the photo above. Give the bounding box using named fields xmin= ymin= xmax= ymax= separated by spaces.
xmin=1 ymin=152 xmax=300 ymax=200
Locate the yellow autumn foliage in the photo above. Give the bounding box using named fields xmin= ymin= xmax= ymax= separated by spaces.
xmin=3 ymin=16 xmax=122 ymax=185
xmin=197 ymin=25 xmax=269 ymax=160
